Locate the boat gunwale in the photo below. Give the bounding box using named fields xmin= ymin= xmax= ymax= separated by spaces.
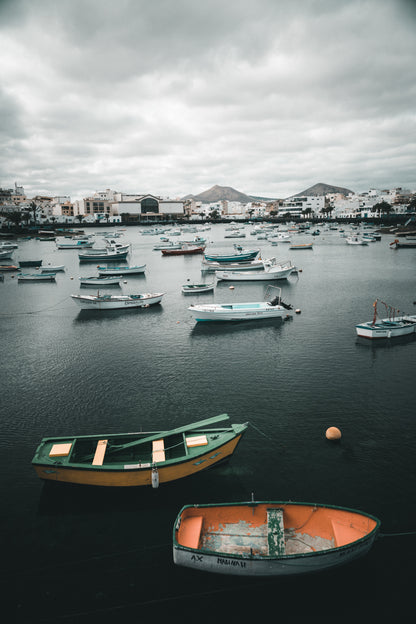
xmin=173 ymin=500 xmax=381 ymax=561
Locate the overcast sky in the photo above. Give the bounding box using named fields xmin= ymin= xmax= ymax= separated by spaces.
xmin=1 ymin=0 xmax=415 ymax=200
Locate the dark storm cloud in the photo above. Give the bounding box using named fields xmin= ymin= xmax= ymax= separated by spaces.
xmin=0 ymin=0 xmax=415 ymax=198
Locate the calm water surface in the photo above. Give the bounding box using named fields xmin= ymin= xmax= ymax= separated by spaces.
xmin=1 ymin=224 xmax=415 ymax=622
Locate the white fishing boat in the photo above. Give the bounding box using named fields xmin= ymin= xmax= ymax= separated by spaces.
xmin=71 ymin=292 xmax=165 ymax=310
xmin=346 ymin=236 xmax=368 ymax=245
xmin=188 ymin=286 xmax=292 ymax=322
xmin=355 ymin=299 xmax=416 ymax=339
xmin=215 ymin=259 xmax=296 ymax=281
xmin=173 ymin=500 xmax=380 ymax=576
xmin=78 ymin=248 xmax=129 ymax=261
xmin=182 ymin=281 xmax=215 ymax=294
xmin=201 ymin=258 xmax=265 ymax=272
xmin=97 ymin=265 xmax=146 ymax=275
xmin=18 ymin=272 xmax=56 ymax=282
xmin=79 ymin=276 xmax=121 ymax=286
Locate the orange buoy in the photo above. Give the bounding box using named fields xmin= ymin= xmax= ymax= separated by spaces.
xmin=229 ymin=286 xmax=234 ymax=290
xmin=326 ymin=427 xmax=341 ymax=440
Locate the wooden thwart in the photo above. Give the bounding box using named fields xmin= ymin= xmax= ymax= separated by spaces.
xmin=186 ymin=435 xmax=208 ymax=448
xmin=152 ymin=439 xmax=165 ymax=463
xmin=92 ymin=440 xmax=108 ymax=466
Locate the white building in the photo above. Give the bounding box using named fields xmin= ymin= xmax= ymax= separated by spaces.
xmin=278 ymin=196 xmax=325 ymax=217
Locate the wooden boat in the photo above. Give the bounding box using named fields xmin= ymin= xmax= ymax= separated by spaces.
xmin=0 ymin=265 xmax=18 ymax=271
xmin=204 ymin=249 xmax=259 ymax=263
xmin=289 ymin=242 xmax=313 ymax=250
xmin=18 ymin=260 xmax=42 ymax=267
xmin=356 ymin=299 xmax=416 ymax=339
xmin=173 ymin=500 xmax=380 ymax=576
xmin=40 ymin=265 xmax=65 ymax=272
xmin=182 ymin=281 xmax=215 ymax=294
xmin=97 ymin=265 xmax=146 ymax=275
xmin=18 ymin=272 xmax=56 ymax=281
xmin=215 ymin=259 xmax=296 ymax=281
xmin=32 ymin=414 xmax=248 ymax=488
xmin=389 ymin=237 xmax=416 ymax=248
xmin=71 ymin=291 xmax=164 ymax=310
xmin=78 ymin=248 xmax=129 ymax=261
xmin=79 ymin=276 xmax=121 ymax=286
xmin=161 ymin=244 xmax=205 ymax=256
xmin=189 ymin=286 xmax=292 ymax=322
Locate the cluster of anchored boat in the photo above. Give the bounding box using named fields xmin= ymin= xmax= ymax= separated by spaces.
xmin=32 ymin=412 xmax=381 ymax=576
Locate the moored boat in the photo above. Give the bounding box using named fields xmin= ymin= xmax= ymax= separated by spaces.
xmin=39 ymin=265 xmax=65 ymax=272
xmin=18 ymin=272 xmax=56 ymax=282
xmin=18 ymin=260 xmax=42 ymax=267
xmin=173 ymin=500 xmax=380 ymax=576
xmin=56 ymin=239 xmax=94 ymax=249
xmin=204 ymin=248 xmax=259 ymax=263
xmin=32 ymin=414 xmax=248 ymax=488
xmin=355 ymin=299 xmax=416 ymax=339
xmin=389 ymin=237 xmax=416 ymax=249
xmin=289 ymin=242 xmax=313 ymax=250
xmin=0 ymin=265 xmax=19 ymax=271
xmin=201 ymin=258 xmax=265 ymax=272
xmin=79 ymin=275 xmax=121 ymax=286
xmin=346 ymin=235 xmax=368 ymax=245
xmin=215 ymin=259 xmax=296 ymax=281
xmin=71 ymin=291 xmax=164 ymax=310
xmin=97 ymin=265 xmax=146 ymax=275
xmin=189 ymin=286 xmax=292 ymax=321
xmin=161 ymin=244 xmax=205 ymax=256
xmin=182 ymin=281 xmax=215 ymax=294
xmin=0 ymin=249 xmax=14 ymax=259
xmin=78 ymin=248 xmax=129 ymax=261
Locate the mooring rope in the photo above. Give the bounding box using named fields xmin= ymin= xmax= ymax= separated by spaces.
xmin=0 ymin=295 xmax=71 ymax=316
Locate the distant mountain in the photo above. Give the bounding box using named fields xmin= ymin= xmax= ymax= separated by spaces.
xmin=183 ymin=185 xmax=254 ymax=204
xmin=290 ymin=183 xmax=354 ymax=198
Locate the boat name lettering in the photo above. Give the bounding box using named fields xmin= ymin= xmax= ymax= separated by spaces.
xmin=191 ymin=554 xmax=203 ymax=563
xmin=217 ymin=557 xmax=246 ymax=568
xmin=124 ymin=463 xmax=150 ymax=469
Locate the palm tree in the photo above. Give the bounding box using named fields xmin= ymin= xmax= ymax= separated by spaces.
xmin=373 ymin=201 xmax=392 ymax=217
xmin=29 ymin=201 xmax=38 ymax=225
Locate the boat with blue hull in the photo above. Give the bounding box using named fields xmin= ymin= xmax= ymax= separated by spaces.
xmin=204 ymin=249 xmax=260 ymax=263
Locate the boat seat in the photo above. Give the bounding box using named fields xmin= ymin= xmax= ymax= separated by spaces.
xmin=49 ymin=442 xmax=72 ymax=458
xmin=92 ymin=439 xmax=108 ymax=466
xmin=186 ymin=435 xmax=208 ymax=448
xmin=152 ymin=439 xmax=165 ymax=463
xmin=267 ymin=508 xmax=286 ymax=556
xmin=331 ymin=519 xmax=364 ymax=548
xmin=179 ymin=516 xmax=204 ymax=549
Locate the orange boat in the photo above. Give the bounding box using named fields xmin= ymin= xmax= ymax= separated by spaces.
xmin=173 ymin=500 xmax=380 ymax=576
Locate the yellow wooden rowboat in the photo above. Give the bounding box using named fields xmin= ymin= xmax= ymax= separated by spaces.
xmin=32 ymin=414 xmax=248 ymax=488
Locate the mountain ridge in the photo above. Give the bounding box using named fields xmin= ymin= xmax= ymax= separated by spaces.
xmin=183 ymin=183 xmax=354 ymax=203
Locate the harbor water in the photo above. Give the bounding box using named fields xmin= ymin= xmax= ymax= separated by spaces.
xmin=1 ymin=224 xmax=415 ymax=623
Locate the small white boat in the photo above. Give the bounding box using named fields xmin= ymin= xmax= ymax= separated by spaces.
xmin=189 ymin=286 xmax=292 ymax=322
xmin=40 ymin=265 xmax=65 ymax=272
xmin=71 ymin=292 xmax=164 ymax=310
xmin=182 ymin=281 xmax=215 ymax=294
xmin=356 ymin=299 xmax=416 ymax=339
xmin=201 ymin=258 xmax=265 ymax=272
xmin=79 ymin=276 xmax=121 ymax=286
xmin=173 ymin=500 xmax=380 ymax=576
xmin=346 ymin=236 xmax=368 ymax=245
xmin=0 ymin=249 xmax=14 ymax=259
xmin=78 ymin=248 xmax=129 ymax=261
xmin=268 ymin=233 xmax=291 ymax=243
xmin=215 ymin=259 xmax=296 ymax=282
xmin=18 ymin=272 xmax=56 ymax=282
xmin=97 ymin=265 xmax=146 ymax=275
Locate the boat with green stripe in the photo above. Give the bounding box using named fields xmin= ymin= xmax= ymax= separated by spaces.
xmin=32 ymin=414 xmax=248 ymax=488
